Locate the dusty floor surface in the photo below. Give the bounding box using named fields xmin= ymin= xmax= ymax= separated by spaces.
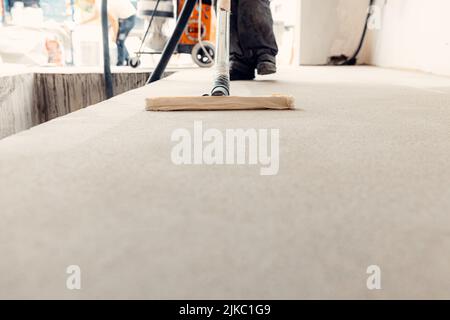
xmin=0 ymin=67 xmax=449 ymax=299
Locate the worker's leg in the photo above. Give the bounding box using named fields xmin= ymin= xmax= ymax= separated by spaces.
xmin=237 ymin=0 xmax=278 ymax=75
xmin=116 ymin=15 xmax=136 ymax=66
xmin=230 ymin=0 xmax=256 ymax=80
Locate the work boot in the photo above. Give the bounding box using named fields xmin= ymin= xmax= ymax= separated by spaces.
xmin=230 ymin=59 xmax=255 ymax=81
xmin=256 ymin=53 xmax=277 ymax=75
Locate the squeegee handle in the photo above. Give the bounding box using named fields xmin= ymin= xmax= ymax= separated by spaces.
xmin=211 ymin=0 xmax=231 ymax=96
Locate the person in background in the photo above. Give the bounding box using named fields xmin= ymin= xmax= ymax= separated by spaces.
xmin=229 ymin=0 xmax=278 ymax=80
xmin=82 ymin=0 xmax=136 ymax=66
xmin=8 ymin=0 xmax=40 ymax=8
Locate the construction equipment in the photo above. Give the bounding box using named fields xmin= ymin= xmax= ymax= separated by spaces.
xmin=146 ymin=0 xmax=294 ymax=111
xmin=178 ymin=0 xmax=216 ymax=67
xmin=130 ymin=0 xmax=216 ymax=68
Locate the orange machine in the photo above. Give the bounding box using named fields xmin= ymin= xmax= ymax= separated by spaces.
xmin=177 ymin=0 xmax=216 ymax=67
xmin=131 ymin=0 xmax=217 ymax=68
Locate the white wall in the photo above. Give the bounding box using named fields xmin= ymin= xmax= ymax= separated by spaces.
xmin=271 ymin=0 xmax=300 ymax=65
xmin=298 ymin=0 xmax=370 ymax=65
xmin=366 ymin=0 xmax=450 ymax=76
xmin=298 ymin=0 xmax=450 ymax=76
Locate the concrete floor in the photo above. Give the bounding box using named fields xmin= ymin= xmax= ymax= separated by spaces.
xmin=0 ymin=66 xmax=449 ymax=299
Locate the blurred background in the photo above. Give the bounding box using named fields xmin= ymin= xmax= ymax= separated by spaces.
xmin=0 ymin=0 xmax=298 ymax=68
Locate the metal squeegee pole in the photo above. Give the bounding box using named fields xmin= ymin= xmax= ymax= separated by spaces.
xmin=147 ymin=0 xmax=197 ymax=84
xmin=211 ymin=0 xmax=231 ymax=96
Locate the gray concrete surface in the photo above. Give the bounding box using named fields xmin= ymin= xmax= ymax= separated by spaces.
xmin=0 ymin=66 xmax=449 ymax=299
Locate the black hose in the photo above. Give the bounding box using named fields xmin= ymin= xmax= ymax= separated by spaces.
xmin=101 ymin=0 xmax=114 ymax=98
xmin=211 ymin=74 xmax=230 ymax=96
xmin=146 ymin=0 xmax=198 ymax=84
xmin=328 ymin=0 xmax=375 ymax=66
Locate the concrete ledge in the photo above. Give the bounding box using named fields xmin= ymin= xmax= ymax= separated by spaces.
xmin=0 ymin=72 xmax=36 ymax=139
xmin=33 ymin=71 xmax=152 ymax=123
xmin=0 ymin=66 xmax=162 ymax=139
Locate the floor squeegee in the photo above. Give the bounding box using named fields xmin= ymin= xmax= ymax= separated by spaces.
xmin=146 ymin=0 xmax=294 ymax=111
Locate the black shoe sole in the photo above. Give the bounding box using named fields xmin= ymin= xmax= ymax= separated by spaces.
xmin=257 ymin=61 xmax=277 ymax=75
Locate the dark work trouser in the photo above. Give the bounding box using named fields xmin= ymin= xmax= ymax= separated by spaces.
xmin=230 ymin=0 xmax=278 ymax=72
xmin=116 ymin=15 xmax=136 ymax=66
